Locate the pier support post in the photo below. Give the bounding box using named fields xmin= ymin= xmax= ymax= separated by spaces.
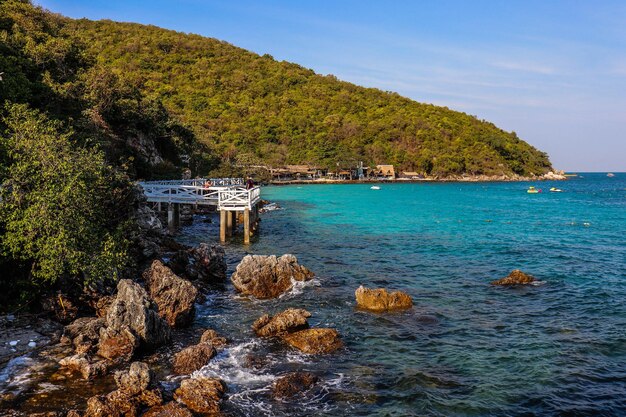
xmin=244 ymin=208 xmax=251 ymax=244
xmin=220 ymin=210 xmax=227 ymax=242
xmin=226 ymin=209 xmax=233 ymax=237
xmin=167 ymin=203 xmax=176 ymax=232
xmin=173 ymin=203 xmax=180 ymax=228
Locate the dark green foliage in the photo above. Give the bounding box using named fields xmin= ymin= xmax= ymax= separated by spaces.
xmin=67 ymin=19 xmax=553 ymax=176
xmin=0 ymin=103 xmax=131 ymax=282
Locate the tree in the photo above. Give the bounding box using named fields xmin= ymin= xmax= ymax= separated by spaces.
xmin=0 ymin=103 xmax=130 ymax=283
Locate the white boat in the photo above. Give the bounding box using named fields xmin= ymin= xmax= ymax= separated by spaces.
xmin=549 ymin=187 xmax=563 ymax=192
xmin=607 ymin=173 xmax=615 ymax=177
xmin=370 ymin=186 xmax=380 ymax=190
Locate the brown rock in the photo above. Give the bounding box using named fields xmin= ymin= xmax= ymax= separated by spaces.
xmin=172 ymin=343 xmax=216 ymax=375
xmin=174 ymin=376 xmax=226 ymax=415
xmin=187 ymin=243 xmax=227 ymax=282
xmin=491 ymin=270 xmax=537 ymax=285
xmin=282 ymin=328 xmax=343 ymax=354
xmin=272 ymin=372 xmax=319 ymax=399
xmin=355 ymin=286 xmax=413 ymax=312
xmin=83 ymin=387 xmax=162 ymax=417
xmin=61 ymin=317 xmax=106 ymax=354
xmin=58 ymin=354 xmax=108 ymax=380
xmin=144 ymin=260 xmax=198 ymax=327
xmin=97 ymin=325 xmax=138 ymax=361
xmin=231 ymin=254 xmax=314 ymax=299
xmin=105 ymin=279 xmax=171 ymax=348
xmin=142 ymin=402 xmax=193 ymax=417
xmin=252 ymin=309 xmax=311 ymax=337
xmin=200 ymin=329 xmax=228 ymax=348
xmin=114 ymin=362 xmax=151 ymax=396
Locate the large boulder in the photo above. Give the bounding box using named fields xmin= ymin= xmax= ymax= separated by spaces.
xmin=491 ymin=270 xmax=537 ymax=285
xmin=83 ymin=361 xmax=162 ymax=417
xmin=144 ymin=260 xmax=198 ymax=327
xmin=97 ymin=325 xmax=138 ymax=361
xmin=355 ymin=286 xmax=413 ymax=312
xmin=231 ymin=254 xmax=314 ymax=299
xmin=172 ymin=343 xmax=216 ymax=375
xmin=272 ymin=372 xmax=319 ymax=399
xmin=174 ymin=376 xmax=226 ymax=415
xmin=187 ymin=243 xmax=227 ymax=282
xmin=252 ymin=309 xmax=311 ymax=337
xmin=105 ymin=279 xmax=171 ymax=348
xmin=282 ymin=329 xmax=343 ymax=354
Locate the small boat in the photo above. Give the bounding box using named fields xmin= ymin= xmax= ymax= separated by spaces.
xmin=370 ymin=186 xmax=380 ymax=190
xmin=607 ymin=173 xmax=615 ymax=177
xmin=549 ymin=187 xmax=563 ymax=192
xmin=527 ymin=186 xmax=541 ymax=194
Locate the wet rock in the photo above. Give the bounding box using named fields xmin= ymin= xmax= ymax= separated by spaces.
xmin=231 ymin=254 xmax=314 ymax=299
xmin=282 ymin=328 xmax=343 ymax=354
xmin=172 ymin=343 xmax=216 ymax=375
xmin=144 ymin=260 xmax=198 ymax=327
xmin=200 ymin=329 xmax=228 ymax=348
xmin=83 ymin=361 xmax=162 ymax=417
xmin=97 ymin=325 xmax=138 ymax=361
xmin=355 ymin=286 xmax=413 ymax=312
xmin=491 ymin=269 xmax=537 ymax=286
xmin=59 ymin=354 xmax=109 ymax=380
xmin=174 ymin=376 xmax=226 ymax=415
xmin=187 ymin=243 xmax=227 ymax=282
xmin=272 ymin=372 xmax=319 ymax=399
xmin=105 ymin=279 xmax=171 ymax=348
xmin=114 ymin=362 xmax=151 ymax=396
xmin=252 ymin=309 xmax=311 ymax=337
xmin=61 ymin=317 xmax=106 ymax=354
xmin=83 ymin=388 xmax=162 ymax=417
xmin=143 ymin=402 xmax=193 ymax=417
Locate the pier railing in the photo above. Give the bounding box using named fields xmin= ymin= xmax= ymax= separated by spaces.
xmin=137 ymin=178 xmax=260 ymax=211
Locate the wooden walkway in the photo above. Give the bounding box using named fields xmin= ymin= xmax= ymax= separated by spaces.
xmin=138 ymin=178 xmax=261 ymax=243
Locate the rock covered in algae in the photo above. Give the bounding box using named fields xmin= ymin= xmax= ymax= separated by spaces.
xmin=491 ymin=269 xmax=537 ymax=285
xmin=282 ymin=328 xmax=343 ymax=354
xmin=354 ymin=286 xmax=413 ymax=312
xmin=272 ymin=372 xmax=319 ymax=399
xmin=252 ymin=308 xmax=311 ymax=337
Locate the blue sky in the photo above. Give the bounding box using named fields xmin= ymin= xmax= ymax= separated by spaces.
xmin=36 ymin=0 xmax=626 ymax=171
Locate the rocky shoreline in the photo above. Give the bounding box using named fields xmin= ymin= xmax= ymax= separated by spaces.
xmin=0 ymin=199 xmax=543 ymax=416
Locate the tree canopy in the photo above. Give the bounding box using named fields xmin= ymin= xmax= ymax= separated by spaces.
xmin=68 ymin=18 xmax=553 ymax=176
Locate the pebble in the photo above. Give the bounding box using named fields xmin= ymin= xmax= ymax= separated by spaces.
xmin=28 ymin=341 xmax=37 ymax=348
xmin=9 ymin=340 xmax=19 ymax=346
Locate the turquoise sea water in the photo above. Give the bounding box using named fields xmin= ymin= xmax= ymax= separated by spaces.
xmin=179 ymin=173 xmax=626 ymax=416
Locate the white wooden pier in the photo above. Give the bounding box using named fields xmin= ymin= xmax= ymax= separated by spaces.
xmin=138 ymin=178 xmax=261 ymax=243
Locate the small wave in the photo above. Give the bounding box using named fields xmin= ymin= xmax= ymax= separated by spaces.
xmin=196 ymin=340 xmax=278 ymax=387
xmin=278 ymin=277 xmax=322 ymax=300
xmin=260 ymin=203 xmax=282 ymax=213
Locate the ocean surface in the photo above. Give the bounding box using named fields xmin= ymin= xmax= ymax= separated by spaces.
xmin=178 ymin=173 xmax=626 ymax=416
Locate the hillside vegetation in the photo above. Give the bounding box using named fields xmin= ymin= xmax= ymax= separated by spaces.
xmin=69 ymin=19 xmax=553 ymax=177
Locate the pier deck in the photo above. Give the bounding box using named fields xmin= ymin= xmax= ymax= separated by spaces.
xmin=138 ymin=178 xmax=260 ymax=243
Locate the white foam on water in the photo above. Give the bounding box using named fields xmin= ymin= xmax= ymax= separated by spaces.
xmin=279 ymin=277 xmax=322 ymax=300
xmin=196 ymin=340 xmax=278 ymax=387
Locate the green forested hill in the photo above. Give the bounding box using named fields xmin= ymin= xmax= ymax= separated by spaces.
xmin=68 ymin=19 xmax=552 ymax=176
